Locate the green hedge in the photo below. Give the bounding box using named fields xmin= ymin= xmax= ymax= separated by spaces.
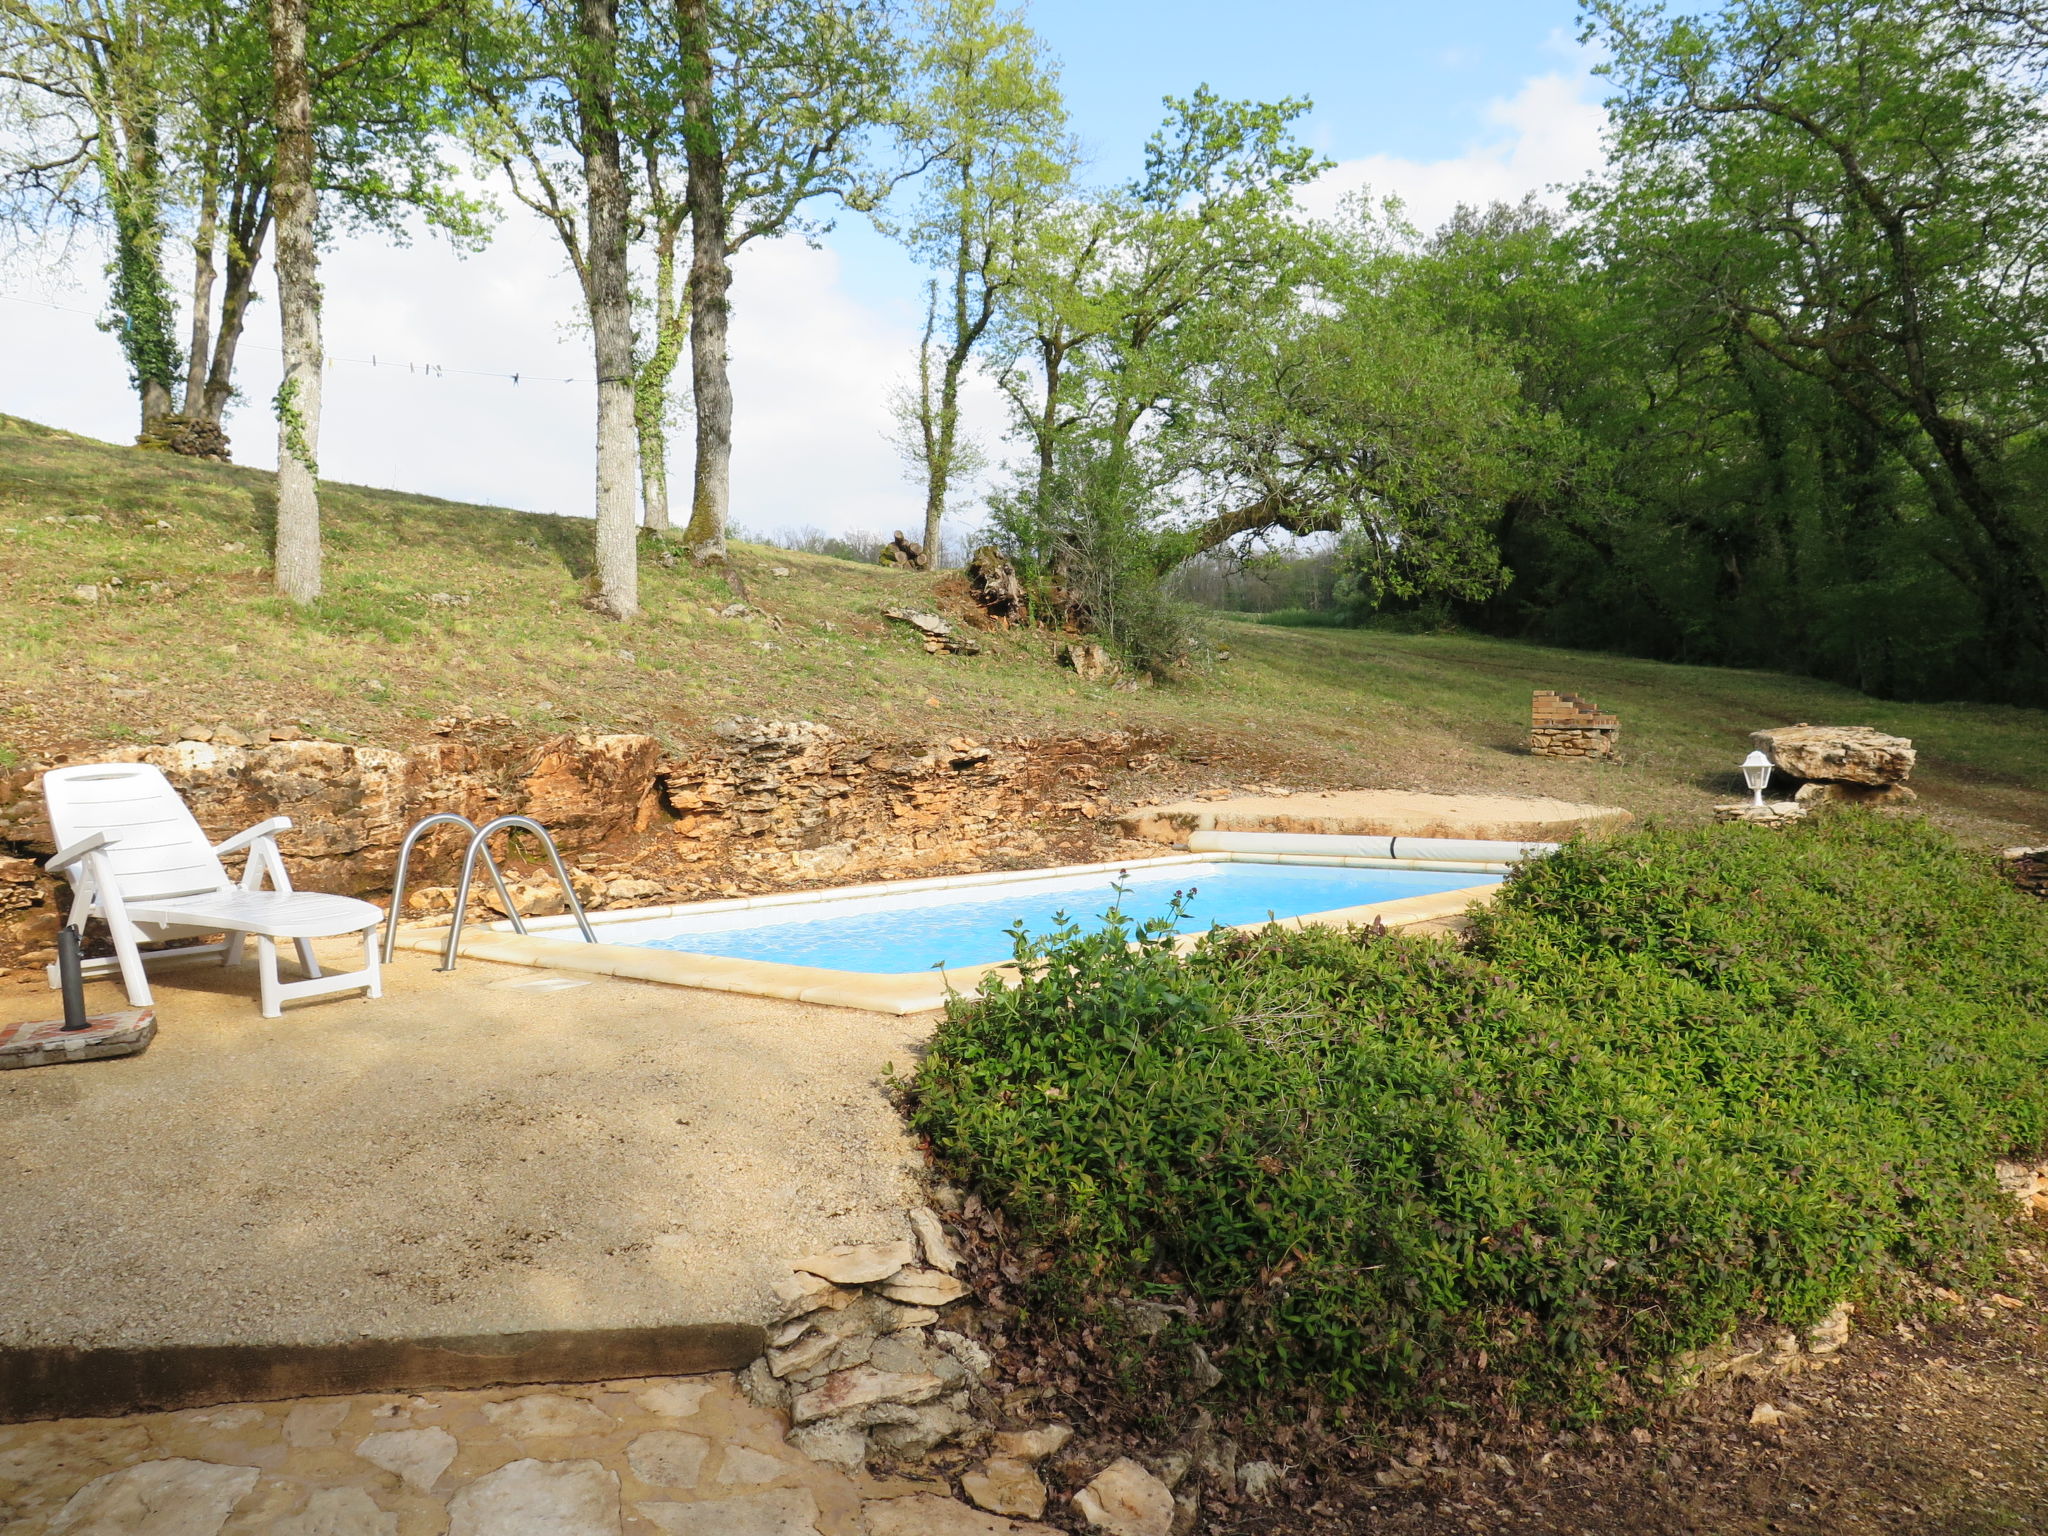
xmin=908 ymin=814 xmax=2048 ymax=1416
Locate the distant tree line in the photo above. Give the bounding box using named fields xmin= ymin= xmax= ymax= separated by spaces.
xmin=972 ymin=0 xmax=2048 ymax=703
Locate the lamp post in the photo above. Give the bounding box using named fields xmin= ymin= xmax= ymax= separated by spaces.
xmin=1741 ymin=750 xmax=1773 ymax=808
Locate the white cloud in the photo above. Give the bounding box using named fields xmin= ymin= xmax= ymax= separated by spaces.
xmin=1299 ymin=63 xmax=1610 ymax=236
xmin=2 ymin=207 xmax=965 ymax=540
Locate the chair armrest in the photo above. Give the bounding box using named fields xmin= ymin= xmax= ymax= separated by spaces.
xmin=213 ymin=817 xmax=293 ymax=857
xmin=47 ymin=831 xmax=113 ymax=871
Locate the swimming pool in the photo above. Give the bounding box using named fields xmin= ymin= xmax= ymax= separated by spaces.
xmin=394 ymin=848 xmax=1515 ymax=1014
xmin=591 ymin=860 xmax=1498 ymax=974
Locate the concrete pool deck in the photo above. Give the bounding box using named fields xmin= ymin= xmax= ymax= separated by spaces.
xmin=0 ymin=942 xmax=929 ymax=1412
xmin=1117 ymin=788 xmax=1633 ymax=845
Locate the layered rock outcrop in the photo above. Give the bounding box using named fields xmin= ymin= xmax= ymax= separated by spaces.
xmin=1751 ymin=725 xmax=1916 ymax=788
xmin=0 ymin=719 xmax=1152 ymax=969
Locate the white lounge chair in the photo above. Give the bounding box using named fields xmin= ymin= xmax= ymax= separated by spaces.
xmin=41 ymin=762 xmax=383 ymax=1018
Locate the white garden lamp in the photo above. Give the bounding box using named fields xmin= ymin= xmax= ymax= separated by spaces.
xmin=1741 ymin=750 xmax=1774 ymax=807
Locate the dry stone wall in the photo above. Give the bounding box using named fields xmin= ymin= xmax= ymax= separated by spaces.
xmin=1528 ymin=690 xmax=1619 ymax=760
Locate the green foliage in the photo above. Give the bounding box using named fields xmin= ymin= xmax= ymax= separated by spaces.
xmin=1255 ymin=607 xmax=1345 ymax=628
xmin=983 ymin=432 xmax=1200 ymax=676
xmin=909 ymin=814 xmax=2048 ymax=1419
xmin=1446 ymin=1 xmax=2048 ymax=703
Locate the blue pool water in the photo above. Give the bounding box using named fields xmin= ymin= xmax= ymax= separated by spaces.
xmin=614 ymin=862 xmax=1498 ymax=975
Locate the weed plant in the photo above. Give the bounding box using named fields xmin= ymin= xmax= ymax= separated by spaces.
xmin=908 ymin=814 xmax=2048 ymax=1420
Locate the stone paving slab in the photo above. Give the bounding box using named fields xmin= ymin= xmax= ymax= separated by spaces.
xmin=0 ymin=1374 xmax=921 ymax=1536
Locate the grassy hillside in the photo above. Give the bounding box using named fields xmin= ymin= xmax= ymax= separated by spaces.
xmin=4 ymin=413 xmax=2045 ymax=842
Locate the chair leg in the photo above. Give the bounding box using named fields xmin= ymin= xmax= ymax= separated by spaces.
xmin=257 ymin=935 xmax=282 ymax=1019
xmin=363 ymin=928 xmax=383 ymax=1000
xmin=293 ymin=938 xmax=322 ymax=979
xmin=108 ymin=921 xmax=155 ymax=1009
xmin=224 ymin=932 xmax=245 ymax=968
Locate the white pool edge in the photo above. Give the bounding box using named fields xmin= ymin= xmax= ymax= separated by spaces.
xmin=391 ymin=852 xmax=1509 ymax=1015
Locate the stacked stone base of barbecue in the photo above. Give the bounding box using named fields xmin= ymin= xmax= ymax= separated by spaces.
xmin=1530 ymin=691 xmax=1619 ymax=760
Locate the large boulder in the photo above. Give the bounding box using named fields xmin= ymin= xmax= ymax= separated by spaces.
xmin=1751 ymin=725 xmax=1915 ymax=786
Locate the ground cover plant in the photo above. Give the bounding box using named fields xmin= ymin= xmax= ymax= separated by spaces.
xmin=908 ymin=813 xmax=2048 ymax=1425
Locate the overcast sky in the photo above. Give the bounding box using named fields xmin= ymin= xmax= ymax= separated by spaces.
xmin=0 ymin=1 xmax=1606 ymax=541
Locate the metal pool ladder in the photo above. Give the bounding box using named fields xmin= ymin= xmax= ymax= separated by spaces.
xmin=383 ymin=813 xmax=598 ymax=972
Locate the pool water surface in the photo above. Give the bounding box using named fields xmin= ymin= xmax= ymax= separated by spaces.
xmin=596 ymin=861 xmax=1500 ymax=975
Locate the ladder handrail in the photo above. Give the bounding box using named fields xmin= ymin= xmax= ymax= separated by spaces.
xmin=441 ymin=814 xmax=598 ymax=971
xmin=383 ymin=813 xmax=524 ymax=963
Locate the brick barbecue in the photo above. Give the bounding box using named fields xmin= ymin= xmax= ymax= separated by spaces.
xmin=1530 ymin=690 xmax=1619 ymax=760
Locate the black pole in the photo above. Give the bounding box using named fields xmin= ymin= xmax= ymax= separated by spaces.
xmin=56 ymin=925 xmax=90 ymax=1031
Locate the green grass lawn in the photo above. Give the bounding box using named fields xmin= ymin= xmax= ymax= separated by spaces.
xmin=4 ymin=412 xmax=2044 ymax=842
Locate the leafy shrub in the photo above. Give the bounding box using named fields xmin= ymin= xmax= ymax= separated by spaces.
xmin=982 ymin=435 xmax=1200 ymax=678
xmin=908 ymin=814 xmax=2048 ymax=1419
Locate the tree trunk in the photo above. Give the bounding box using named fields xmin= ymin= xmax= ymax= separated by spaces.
xmin=1033 ymin=335 xmax=1063 ymax=513
xmin=268 ymin=0 xmax=321 ymax=605
xmin=182 ymin=172 xmax=219 ymax=416
xmin=677 ymin=0 xmax=731 ymax=567
xmin=634 ymin=213 xmax=687 ymax=533
xmin=579 ymin=0 xmax=639 ymax=617
xmin=202 ymin=191 xmax=271 ymax=425
xmin=103 ymin=102 xmax=178 ymax=432
xmin=921 ymin=216 xmax=971 ymax=569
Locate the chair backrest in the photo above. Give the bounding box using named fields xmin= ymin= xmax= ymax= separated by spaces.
xmin=42 ymin=762 xmax=231 ymax=902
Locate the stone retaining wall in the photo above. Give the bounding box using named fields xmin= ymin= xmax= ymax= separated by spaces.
xmin=0 ymin=719 xmax=1152 ymax=972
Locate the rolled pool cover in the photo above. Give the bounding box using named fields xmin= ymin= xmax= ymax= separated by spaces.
xmin=1186 ymin=830 xmax=1558 ymax=863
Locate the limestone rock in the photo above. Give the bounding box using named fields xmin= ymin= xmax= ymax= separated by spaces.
xmin=355 ymin=1426 xmax=458 ymax=1493
xmin=991 ymin=1425 xmax=1073 ymax=1464
xmin=282 ymin=1401 xmax=352 ymax=1449
xmin=1792 ymin=780 xmax=1917 ymax=807
xmin=863 ymin=1399 xmax=980 ymax=1456
xmin=769 ymin=1331 xmax=842 ymax=1379
xmin=446 ymin=1458 xmax=620 ymax=1536
xmin=792 ymin=1240 xmax=916 ymax=1286
xmin=274 ymin=1487 xmax=398 ymax=1536
xmin=961 ymin=1457 xmax=1048 ymax=1519
xmin=1059 ymin=643 xmax=1117 ymax=684
xmin=862 ymin=1492 xmax=1061 ymax=1536
xmin=48 ymin=1458 xmax=261 ymax=1536
xmin=931 ymin=1329 xmax=992 ymax=1377
xmin=908 ymin=1207 xmax=961 ymax=1273
xmin=1805 ymin=1302 xmax=1853 ymax=1355
xmin=878 ymin=1267 xmax=969 ymax=1307
xmin=1072 ymin=1459 xmax=1175 ymax=1536
xmin=636 ymin=1381 xmax=717 ymax=1419
xmin=1236 ymin=1461 xmax=1284 ymax=1500
xmin=772 ymin=1271 xmax=859 ymax=1318
xmin=793 ymin=1366 xmax=945 ymax=1424
xmin=1714 ymin=801 xmax=1809 ymax=827
xmin=1750 ymin=1403 xmax=1789 ymax=1427
xmin=479 ymin=1392 xmax=615 ymax=1439
xmin=787 ymin=1417 xmax=869 ymax=1470
xmin=715 ymin=1445 xmax=790 ymax=1486
xmin=628 ymin=1430 xmax=711 ymax=1488
xmin=1752 ymin=724 xmax=1915 ymax=785
xmin=637 ymin=1489 xmax=824 ymax=1535
xmin=867 ymin=1331 xmax=939 ymax=1377
xmin=520 ymin=733 xmax=664 ymax=837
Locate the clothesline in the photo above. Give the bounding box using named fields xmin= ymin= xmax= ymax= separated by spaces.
xmin=2 ymin=292 xmax=588 ymax=385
